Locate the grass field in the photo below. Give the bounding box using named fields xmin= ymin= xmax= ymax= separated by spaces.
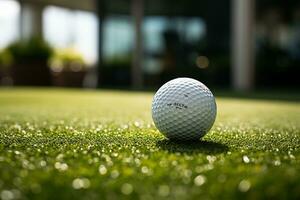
xmin=0 ymin=88 xmax=299 ymax=200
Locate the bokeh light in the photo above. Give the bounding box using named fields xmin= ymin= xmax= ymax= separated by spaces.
xmin=196 ymin=56 xmax=209 ymax=69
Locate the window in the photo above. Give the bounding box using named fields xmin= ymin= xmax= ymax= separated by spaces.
xmin=0 ymin=0 xmax=20 ymax=49
xmin=43 ymin=6 xmax=98 ymax=65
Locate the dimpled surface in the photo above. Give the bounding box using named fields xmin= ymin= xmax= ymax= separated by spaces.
xmin=152 ymin=78 xmax=217 ymax=140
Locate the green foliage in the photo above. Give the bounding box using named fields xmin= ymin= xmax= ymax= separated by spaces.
xmin=0 ymin=49 xmax=13 ymax=68
xmin=50 ymin=48 xmax=86 ymax=72
xmin=105 ymin=55 xmax=131 ymax=68
xmin=55 ymin=49 xmax=84 ymax=64
xmin=0 ymin=89 xmax=299 ymax=199
xmin=5 ymin=37 xmax=53 ymax=64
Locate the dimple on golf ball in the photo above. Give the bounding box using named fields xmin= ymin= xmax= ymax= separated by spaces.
xmin=152 ymin=77 xmax=217 ymax=141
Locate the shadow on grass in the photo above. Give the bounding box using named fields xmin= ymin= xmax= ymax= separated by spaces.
xmin=156 ymin=139 xmax=229 ymax=154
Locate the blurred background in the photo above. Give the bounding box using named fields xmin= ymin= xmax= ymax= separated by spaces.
xmin=0 ymin=0 xmax=299 ymax=91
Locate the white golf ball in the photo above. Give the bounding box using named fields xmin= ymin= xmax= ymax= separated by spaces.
xmin=152 ymin=77 xmax=217 ymax=141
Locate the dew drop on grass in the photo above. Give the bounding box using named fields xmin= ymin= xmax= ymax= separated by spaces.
xmin=134 ymin=158 xmax=141 ymax=166
xmin=99 ymin=165 xmax=107 ymax=175
xmin=54 ymin=162 xmax=68 ymax=171
xmin=134 ymin=121 xmax=140 ymax=127
xmin=111 ymin=153 xmax=118 ymax=157
xmin=72 ymin=178 xmax=90 ymax=189
xmin=92 ymin=157 xmax=99 ymax=163
xmin=274 ymin=160 xmax=281 ymax=166
xmin=243 ymin=156 xmax=250 ymax=163
xmin=194 ymin=175 xmax=206 ymax=186
xmin=183 ymin=169 xmax=192 ymax=178
xmin=1 ymin=190 xmax=14 ymax=200
xmin=206 ymin=155 xmax=216 ymax=163
xmin=171 ymin=160 xmax=178 ymax=166
xmin=121 ymin=183 xmax=133 ymax=195
xmin=110 ymin=170 xmax=119 ymax=179
xmin=141 ymin=166 xmax=149 ymax=174
xmin=238 ymin=179 xmax=251 ymax=192
xmin=122 ymin=124 xmax=129 ymax=129
xmin=56 ymin=154 xmax=64 ymax=161
xmin=289 ymin=154 xmax=295 ymax=159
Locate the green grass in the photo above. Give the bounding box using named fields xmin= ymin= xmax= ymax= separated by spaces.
xmin=0 ymin=88 xmax=299 ymax=200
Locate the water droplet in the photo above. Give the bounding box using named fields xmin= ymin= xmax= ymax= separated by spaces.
xmin=40 ymin=161 xmax=47 ymax=167
xmin=274 ymin=160 xmax=281 ymax=166
xmin=206 ymin=155 xmax=216 ymax=163
xmin=54 ymin=162 xmax=68 ymax=171
xmin=289 ymin=154 xmax=295 ymax=159
xmin=98 ymin=165 xmax=107 ymax=175
xmin=121 ymin=183 xmax=133 ymax=195
xmin=134 ymin=158 xmax=141 ymax=166
xmin=134 ymin=121 xmax=140 ymax=127
xmin=238 ymin=179 xmax=251 ymax=192
xmin=72 ymin=178 xmax=90 ymax=189
xmin=112 ymin=153 xmax=118 ymax=157
xmin=183 ymin=169 xmax=192 ymax=177
xmin=111 ymin=170 xmax=119 ymax=179
xmin=243 ymin=156 xmax=250 ymax=163
xmin=194 ymin=175 xmax=206 ymax=186
xmin=56 ymin=154 xmax=64 ymax=160
xmin=141 ymin=166 xmax=149 ymax=174
xmin=1 ymin=190 xmax=14 ymax=200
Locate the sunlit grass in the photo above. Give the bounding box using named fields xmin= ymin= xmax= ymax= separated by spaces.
xmin=0 ymin=88 xmax=299 ymax=199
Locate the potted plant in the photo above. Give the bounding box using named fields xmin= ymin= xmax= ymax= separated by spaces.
xmin=50 ymin=48 xmax=87 ymax=87
xmin=6 ymin=37 xmax=53 ymax=86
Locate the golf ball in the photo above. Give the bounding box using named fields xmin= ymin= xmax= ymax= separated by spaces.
xmin=152 ymin=78 xmax=217 ymax=141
